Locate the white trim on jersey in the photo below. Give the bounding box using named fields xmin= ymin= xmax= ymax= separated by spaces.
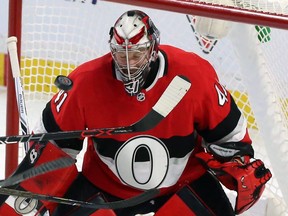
xmin=214 ymin=114 xmax=248 ymax=144
xmin=145 ymin=51 xmax=166 ymax=91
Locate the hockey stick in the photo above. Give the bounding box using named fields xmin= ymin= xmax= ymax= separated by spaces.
xmin=6 ymin=36 xmax=30 ymax=153
xmin=0 ymin=187 xmax=159 ymax=209
xmin=0 ymin=75 xmax=191 ymax=144
xmin=0 ymin=157 xmax=75 ymax=187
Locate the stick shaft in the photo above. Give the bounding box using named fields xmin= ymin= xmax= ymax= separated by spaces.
xmin=0 ymin=187 xmax=159 ymax=209
xmin=7 ymin=36 xmax=30 ymax=152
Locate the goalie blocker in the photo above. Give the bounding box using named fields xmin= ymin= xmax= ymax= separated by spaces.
xmin=0 ymin=142 xmax=113 ymax=216
xmin=0 ymin=142 xmax=78 ymax=215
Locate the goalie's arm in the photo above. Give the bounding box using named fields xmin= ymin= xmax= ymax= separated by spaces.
xmin=38 ymin=102 xmax=84 ymax=158
xmin=195 ymin=86 xmax=255 ymax=163
xmin=193 ymin=78 xmax=271 ymax=214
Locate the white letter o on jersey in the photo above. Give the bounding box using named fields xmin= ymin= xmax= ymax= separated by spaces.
xmin=115 ymin=135 xmax=169 ymax=190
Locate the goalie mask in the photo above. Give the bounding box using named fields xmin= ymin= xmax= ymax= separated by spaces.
xmin=109 ymin=10 xmax=160 ymax=96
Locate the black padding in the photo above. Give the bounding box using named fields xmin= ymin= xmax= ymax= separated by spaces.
xmin=177 ymin=186 xmax=215 ymax=215
xmin=189 ymin=172 xmax=235 ymax=216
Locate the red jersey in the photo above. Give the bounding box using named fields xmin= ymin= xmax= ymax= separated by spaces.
xmin=40 ymin=45 xmax=251 ymax=199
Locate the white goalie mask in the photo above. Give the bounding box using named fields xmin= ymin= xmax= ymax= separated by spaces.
xmin=109 ymin=10 xmax=160 ymax=96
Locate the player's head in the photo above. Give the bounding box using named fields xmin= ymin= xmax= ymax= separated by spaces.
xmin=109 ymin=10 xmax=160 ymax=96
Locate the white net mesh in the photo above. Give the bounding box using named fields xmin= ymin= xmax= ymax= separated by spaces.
xmin=198 ymin=0 xmax=288 ymax=15
xmin=17 ymin=0 xmax=288 ymax=215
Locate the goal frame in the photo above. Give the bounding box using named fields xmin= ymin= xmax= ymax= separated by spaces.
xmin=5 ymin=0 xmax=22 ymax=178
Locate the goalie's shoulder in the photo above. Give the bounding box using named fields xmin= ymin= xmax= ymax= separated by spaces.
xmin=67 ymin=53 xmax=114 ymax=89
xmin=160 ymin=45 xmax=218 ymax=80
xmin=69 ymin=52 xmax=113 ymax=80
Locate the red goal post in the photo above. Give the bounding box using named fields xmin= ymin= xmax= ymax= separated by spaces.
xmin=5 ymin=0 xmax=22 ymax=178
xmin=105 ymin=0 xmax=288 ymax=29
xmin=5 ymin=0 xmax=288 ymax=215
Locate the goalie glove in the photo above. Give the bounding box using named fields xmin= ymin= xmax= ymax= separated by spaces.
xmin=195 ymin=152 xmax=272 ymax=214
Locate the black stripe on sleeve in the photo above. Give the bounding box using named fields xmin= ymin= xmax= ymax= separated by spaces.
xmin=198 ymin=96 xmax=241 ymax=143
xmin=42 ymin=101 xmax=61 ymax=133
xmin=42 ymin=101 xmax=83 ymax=151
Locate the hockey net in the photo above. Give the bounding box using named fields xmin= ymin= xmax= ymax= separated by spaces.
xmin=6 ymin=0 xmax=288 ymax=215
